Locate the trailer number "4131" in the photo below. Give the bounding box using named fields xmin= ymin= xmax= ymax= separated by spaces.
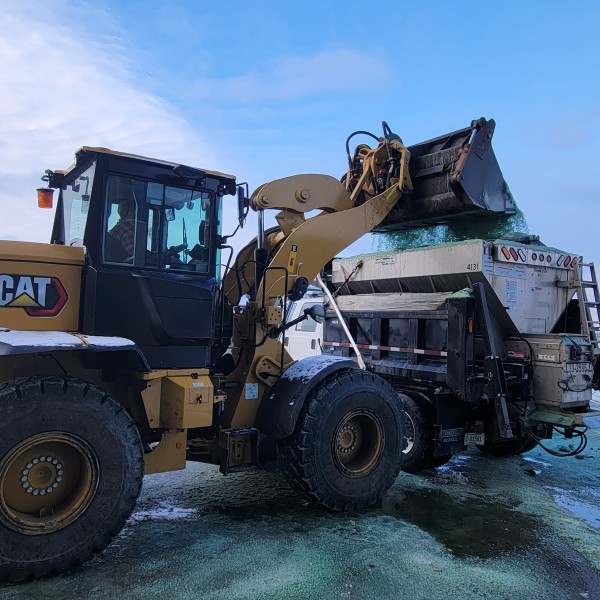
xmin=466 ymin=263 xmax=479 ymax=271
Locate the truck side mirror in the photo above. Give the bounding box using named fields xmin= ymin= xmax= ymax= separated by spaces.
xmin=305 ymin=304 xmax=326 ymax=324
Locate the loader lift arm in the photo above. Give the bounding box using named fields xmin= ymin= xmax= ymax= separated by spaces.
xmin=220 ymin=118 xmax=514 ymax=434
xmin=220 ymin=125 xmax=413 ymax=431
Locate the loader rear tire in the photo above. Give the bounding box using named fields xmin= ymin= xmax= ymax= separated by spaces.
xmin=0 ymin=377 xmax=144 ymax=582
xmin=277 ymin=369 xmax=403 ymax=511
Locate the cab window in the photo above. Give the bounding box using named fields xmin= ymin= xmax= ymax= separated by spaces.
xmin=103 ymin=176 xmax=140 ymax=265
xmin=296 ymin=302 xmax=322 ymax=332
xmin=102 ymin=175 xmax=213 ymax=273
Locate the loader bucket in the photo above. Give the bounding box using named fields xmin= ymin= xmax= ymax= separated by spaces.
xmin=375 ymin=118 xmax=517 ymax=232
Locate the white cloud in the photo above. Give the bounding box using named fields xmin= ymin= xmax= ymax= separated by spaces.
xmin=0 ymin=1 xmax=221 ymax=243
xmin=194 ymin=48 xmax=393 ymax=102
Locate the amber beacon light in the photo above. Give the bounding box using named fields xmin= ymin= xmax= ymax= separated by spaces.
xmin=36 ymin=187 xmax=54 ymax=209
xmin=37 ymin=169 xmax=55 ymax=208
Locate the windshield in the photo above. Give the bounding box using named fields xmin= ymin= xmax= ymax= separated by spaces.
xmin=63 ymin=161 xmax=97 ymax=246
xmin=102 ymin=175 xmax=214 ymax=274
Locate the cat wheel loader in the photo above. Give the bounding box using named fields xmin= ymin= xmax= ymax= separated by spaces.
xmin=0 ymin=118 xmax=518 ymax=581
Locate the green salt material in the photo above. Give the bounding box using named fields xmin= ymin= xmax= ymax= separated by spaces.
xmin=378 ymin=207 xmax=529 ymax=252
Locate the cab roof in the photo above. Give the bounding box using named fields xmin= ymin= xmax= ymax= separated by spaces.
xmin=52 ymin=146 xmax=236 ymax=186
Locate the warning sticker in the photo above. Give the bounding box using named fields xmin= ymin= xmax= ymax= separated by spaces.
xmin=494 ymin=264 xmax=526 ymax=280
xmin=505 ymin=280 xmax=518 ymax=304
xmin=374 ymin=256 xmax=396 ymax=266
xmin=288 ymin=244 xmax=298 ymax=271
xmin=245 ymin=383 xmax=259 ymax=400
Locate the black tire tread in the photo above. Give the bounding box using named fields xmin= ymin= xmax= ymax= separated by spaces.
xmin=277 ymin=369 xmax=402 ymax=511
xmin=400 ymin=393 xmax=453 ymax=472
xmin=0 ymin=376 xmax=144 ymax=583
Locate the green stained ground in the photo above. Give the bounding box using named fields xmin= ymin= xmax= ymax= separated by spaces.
xmin=1 ymin=429 xmax=599 ymax=600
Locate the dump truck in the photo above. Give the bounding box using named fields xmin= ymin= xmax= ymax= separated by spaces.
xmin=0 ymin=118 xmax=591 ymax=581
xmin=323 ymin=237 xmax=600 ymax=471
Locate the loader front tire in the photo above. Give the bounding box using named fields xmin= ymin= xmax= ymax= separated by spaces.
xmin=0 ymin=377 xmax=144 ymax=582
xmin=277 ymin=370 xmax=403 ymax=511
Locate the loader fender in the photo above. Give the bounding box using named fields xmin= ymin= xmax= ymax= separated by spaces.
xmin=0 ymin=329 xmax=150 ymax=370
xmin=256 ymin=355 xmax=356 ymax=440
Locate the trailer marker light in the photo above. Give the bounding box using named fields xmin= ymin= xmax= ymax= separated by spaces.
xmin=546 ymin=254 xmax=552 ymax=263
xmin=509 ymin=247 xmax=519 ymax=261
xmin=518 ymin=249 xmax=526 ymax=262
xmin=532 ymin=253 xmax=537 ymax=261
xmin=539 ymin=254 xmax=545 ymax=262
xmin=468 ymin=319 xmax=473 ymax=334
xmin=501 ymin=246 xmax=511 ymax=260
xmin=557 ymin=255 xmax=565 ymax=266
xmin=564 ymin=256 xmax=571 ymax=267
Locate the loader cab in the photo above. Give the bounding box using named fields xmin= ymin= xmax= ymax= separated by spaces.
xmin=49 ymin=147 xmax=237 ymax=369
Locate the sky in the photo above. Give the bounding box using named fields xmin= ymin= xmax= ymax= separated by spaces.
xmin=0 ymin=0 xmax=599 ymax=266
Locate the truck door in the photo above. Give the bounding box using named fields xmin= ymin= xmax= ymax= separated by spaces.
xmin=284 ymin=299 xmax=323 ymax=360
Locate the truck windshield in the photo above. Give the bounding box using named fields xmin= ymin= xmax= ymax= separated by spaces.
xmin=64 ymin=161 xmax=97 ymax=247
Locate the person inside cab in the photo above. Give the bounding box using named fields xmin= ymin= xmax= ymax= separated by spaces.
xmin=106 ymin=198 xmax=136 ymax=263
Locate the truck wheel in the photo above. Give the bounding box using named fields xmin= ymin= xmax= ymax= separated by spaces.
xmin=0 ymin=377 xmax=144 ymax=582
xmin=400 ymin=394 xmax=452 ymax=472
xmin=277 ymin=370 xmax=403 ymax=511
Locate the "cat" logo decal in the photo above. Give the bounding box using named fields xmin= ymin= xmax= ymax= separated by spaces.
xmin=0 ymin=275 xmax=68 ymax=317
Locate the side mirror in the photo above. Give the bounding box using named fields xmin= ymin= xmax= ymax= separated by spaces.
xmin=237 ymin=185 xmax=248 ymax=228
xmin=305 ymin=304 xmax=326 ymax=324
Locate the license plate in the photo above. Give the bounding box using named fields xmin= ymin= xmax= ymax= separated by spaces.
xmin=565 ymin=362 xmax=592 ymax=373
xmin=465 ymin=433 xmax=485 ymax=445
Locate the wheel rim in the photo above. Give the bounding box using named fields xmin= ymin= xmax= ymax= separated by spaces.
xmin=0 ymin=433 xmax=99 ymax=535
xmin=403 ymin=411 xmax=415 ymax=455
xmin=333 ymin=409 xmax=385 ymax=478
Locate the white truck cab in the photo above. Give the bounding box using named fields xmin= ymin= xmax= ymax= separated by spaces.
xmin=283 ymin=287 xmax=324 ymax=360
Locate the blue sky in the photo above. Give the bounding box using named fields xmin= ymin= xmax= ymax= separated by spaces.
xmin=0 ymin=0 xmax=598 ymax=263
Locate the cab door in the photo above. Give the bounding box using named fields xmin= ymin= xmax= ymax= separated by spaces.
xmin=83 ymin=172 xmax=221 ymax=369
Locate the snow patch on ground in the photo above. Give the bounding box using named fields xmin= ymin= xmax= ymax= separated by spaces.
xmin=523 ymin=456 xmax=553 ymax=468
xmin=128 ymin=502 xmax=198 ymax=524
